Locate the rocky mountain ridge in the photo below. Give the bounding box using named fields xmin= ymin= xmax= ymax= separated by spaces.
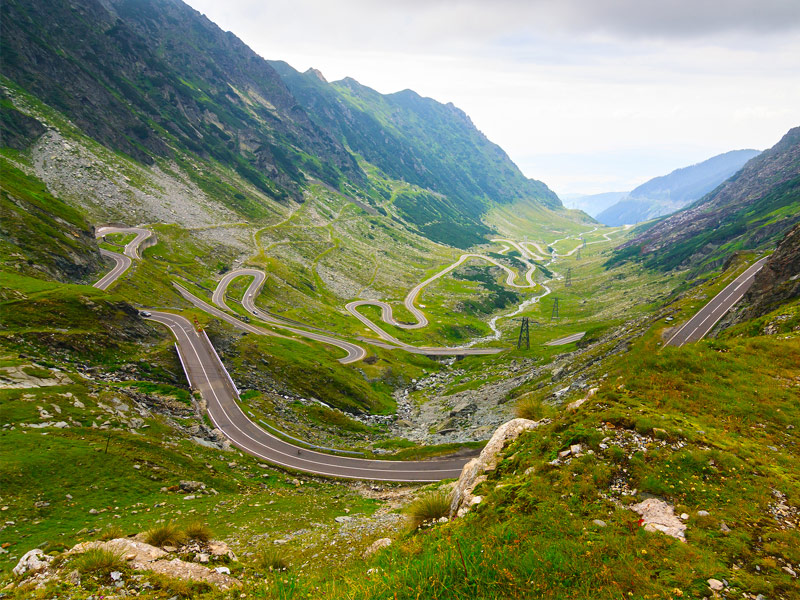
xmin=720 ymin=222 xmax=800 ymax=327
xmin=596 ymin=149 xmax=761 ymax=226
xmin=612 ymin=126 xmax=800 ymax=272
xmin=1 ymin=0 xmax=564 ymax=251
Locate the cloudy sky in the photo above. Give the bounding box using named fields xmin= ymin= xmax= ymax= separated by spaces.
xmin=186 ymin=0 xmax=800 ymax=196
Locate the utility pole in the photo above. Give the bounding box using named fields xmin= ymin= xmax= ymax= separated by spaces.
xmin=582 ymin=237 xmax=586 ymax=248
xmin=516 ymin=317 xmax=529 ymax=350
xmin=576 ymin=248 xmax=581 ymax=260
xmin=565 ymin=268 xmax=572 ymax=287
xmin=551 ymin=297 xmax=560 ymax=321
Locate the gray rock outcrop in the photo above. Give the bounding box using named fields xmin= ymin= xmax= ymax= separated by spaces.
xmin=630 ymin=498 xmax=687 ymax=541
xmin=449 ymin=418 xmax=539 ymax=518
xmin=12 ymin=549 xmax=53 ymax=576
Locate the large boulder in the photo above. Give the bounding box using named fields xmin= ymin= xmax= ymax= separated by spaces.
xmin=67 ymin=538 xmax=167 ymax=563
xmin=12 ymin=549 xmax=53 ymax=576
xmin=146 ymin=558 xmax=240 ymax=588
xmin=207 ymin=540 xmax=237 ymax=561
xmin=449 ymin=418 xmax=539 ymax=518
xmin=65 ymin=538 xmax=240 ymax=588
xmin=630 ymin=498 xmax=686 ymax=541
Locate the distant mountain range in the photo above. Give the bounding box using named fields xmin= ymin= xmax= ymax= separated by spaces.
xmin=611 ymin=127 xmax=799 ymax=272
xmin=596 ymin=149 xmax=761 ymax=226
xmin=559 ymin=191 xmax=629 ymax=217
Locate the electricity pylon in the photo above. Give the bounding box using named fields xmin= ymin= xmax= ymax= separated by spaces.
xmin=551 ymin=297 xmax=560 ymax=321
xmin=517 ymin=317 xmax=529 ymax=349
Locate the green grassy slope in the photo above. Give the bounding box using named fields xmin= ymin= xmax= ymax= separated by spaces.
xmin=250 ymin=300 xmax=799 ymax=600
xmin=0 ymin=159 xmax=105 ymax=283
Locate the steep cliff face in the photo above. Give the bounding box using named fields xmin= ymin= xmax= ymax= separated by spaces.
xmin=724 ymin=223 xmax=800 ymax=324
xmin=610 ymin=126 xmax=800 ymax=272
xmin=1 ymin=0 xmax=362 ymax=199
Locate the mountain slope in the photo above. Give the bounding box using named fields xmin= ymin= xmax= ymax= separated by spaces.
xmin=269 ymin=62 xmax=561 ymax=245
xmin=1 ymin=0 xmax=362 ymax=202
xmin=597 ymin=149 xmax=761 ymax=226
xmin=2 ymin=0 xmax=568 ymax=251
xmin=610 ymin=127 xmax=800 ymax=271
xmin=721 ymin=222 xmax=800 ymax=326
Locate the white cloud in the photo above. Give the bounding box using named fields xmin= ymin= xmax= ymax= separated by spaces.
xmin=186 ymin=0 xmax=800 ymax=194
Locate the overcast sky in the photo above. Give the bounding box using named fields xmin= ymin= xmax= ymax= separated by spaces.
xmin=186 ymin=0 xmax=800 ymax=196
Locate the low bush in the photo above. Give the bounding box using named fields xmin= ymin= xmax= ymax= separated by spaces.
xmin=515 ymin=395 xmax=552 ymax=421
xmin=254 ymin=546 xmax=289 ymax=572
xmin=98 ymin=525 xmax=124 ymax=541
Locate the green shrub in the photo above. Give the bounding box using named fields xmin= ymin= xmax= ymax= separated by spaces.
xmin=406 ymin=489 xmax=452 ymax=529
xmin=144 ymin=522 xmax=186 ymax=548
xmin=71 ymin=547 xmax=126 ymax=575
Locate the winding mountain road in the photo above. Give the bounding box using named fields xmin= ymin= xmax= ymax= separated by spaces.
xmin=665 ymin=257 xmax=768 ymax=347
xmin=212 ymin=268 xmax=503 ymax=357
xmin=94 ymin=249 xmax=132 ymax=291
xmin=93 ymin=226 xmax=155 ymax=289
xmin=85 ymin=223 xmax=627 ymax=480
xmin=96 ymin=226 xmax=153 ymax=259
xmin=145 ymin=311 xmax=469 ymax=481
xmin=179 ymin=282 xmax=366 ymax=364
xmin=343 ymin=250 xmax=539 ymax=349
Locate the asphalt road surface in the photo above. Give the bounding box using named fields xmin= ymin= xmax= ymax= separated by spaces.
xmin=214 ymin=269 xmax=503 ymax=358
xmin=96 ymin=226 xmax=153 ymax=259
xmin=145 ymin=311 xmax=470 ymax=481
xmin=179 ymin=282 xmax=367 ymax=364
xmin=93 ymin=227 xmax=154 ymax=289
xmin=544 ymin=331 xmax=587 ymax=346
xmin=665 ymin=257 xmax=768 ymax=347
xmin=93 ymin=249 xmax=131 ymax=290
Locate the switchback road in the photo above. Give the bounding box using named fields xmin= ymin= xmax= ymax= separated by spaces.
xmin=93 ymin=227 xmax=155 ymax=289
xmin=145 ymin=311 xmax=469 ymax=481
xmin=665 ymin=257 xmax=768 ymax=347
xmin=214 ymin=268 xmax=503 ymax=357
xmin=96 ymin=226 xmax=153 ymax=259
xmin=177 ymin=282 xmax=366 ymax=364
xmin=94 ymin=249 xmax=131 ymax=290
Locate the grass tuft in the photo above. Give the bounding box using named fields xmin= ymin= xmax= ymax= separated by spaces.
xmin=406 ymin=488 xmax=452 ymax=529
xmin=144 ymin=522 xmax=186 ymax=548
xmin=515 ymin=395 xmax=552 ymax=421
xmin=254 ymin=546 xmax=290 ymax=572
xmin=98 ymin=525 xmax=124 ymax=541
xmin=71 ymin=547 xmax=126 ymax=575
xmin=149 ymin=573 xmax=212 ymax=598
xmin=184 ymin=520 xmax=213 ymax=543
